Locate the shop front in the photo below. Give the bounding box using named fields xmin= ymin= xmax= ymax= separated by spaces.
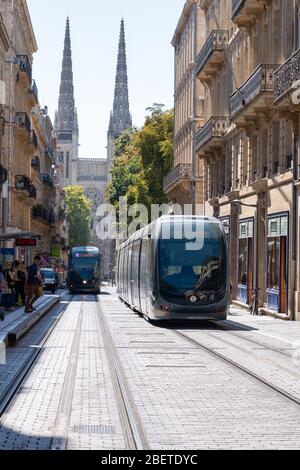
xmin=237 ymin=219 xmax=254 ymax=305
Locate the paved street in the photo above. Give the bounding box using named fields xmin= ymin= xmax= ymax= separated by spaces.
xmin=0 ymin=289 xmax=300 ymax=450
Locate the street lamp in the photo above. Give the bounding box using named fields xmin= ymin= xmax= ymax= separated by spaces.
xmin=231 ymin=199 xmax=260 ymax=316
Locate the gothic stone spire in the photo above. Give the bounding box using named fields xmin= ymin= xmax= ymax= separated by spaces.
xmin=56 ymin=17 xmax=77 ymax=137
xmin=108 ymin=19 xmax=132 ymax=139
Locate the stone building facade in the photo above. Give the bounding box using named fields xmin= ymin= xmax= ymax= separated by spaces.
xmin=193 ymin=0 xmax=300 ymax=320
xmin=164 ymin=0 xmax=205 ymax=211
xmin=0 ymin=1 xmax=67 ymax=268
xmin=0 ymin=10 xmax=9 ymax=222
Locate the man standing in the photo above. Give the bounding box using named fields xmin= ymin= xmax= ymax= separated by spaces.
xmin=25 ymin=256 xmax=43 ymax=314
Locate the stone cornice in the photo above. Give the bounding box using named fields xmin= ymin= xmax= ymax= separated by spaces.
xmin=17 ymin=0 xmax=38 ymax=56
xmin=172 ymin=0 xmax=197 ymax=47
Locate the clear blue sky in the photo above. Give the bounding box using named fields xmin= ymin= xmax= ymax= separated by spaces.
xmin=27 ymin=0 xmax=184 ymax=158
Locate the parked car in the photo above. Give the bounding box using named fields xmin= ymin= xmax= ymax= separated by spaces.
xmin=41 ymin=268 xmax=59 ymax=294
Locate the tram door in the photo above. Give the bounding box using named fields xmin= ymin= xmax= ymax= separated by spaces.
xmin=127 ymin=244 xmax=133 ymax=306
xmin=131 ymin=240 xmax=141 ymax=311
xmin=140 ymin=238 xmax=150 ymax=314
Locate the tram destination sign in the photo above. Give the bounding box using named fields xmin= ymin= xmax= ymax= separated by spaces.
xmin=15 ymin=238 xmax=37 ymax=247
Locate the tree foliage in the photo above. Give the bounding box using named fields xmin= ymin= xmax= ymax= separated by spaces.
xmin=65 ymin=186 xmax=92 ymax=247
xmin=106 ymin=104 xmax=174 ymax=217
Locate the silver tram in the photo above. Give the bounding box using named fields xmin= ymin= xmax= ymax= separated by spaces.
xmin=117 ymin=216 xmax=229 ymax=322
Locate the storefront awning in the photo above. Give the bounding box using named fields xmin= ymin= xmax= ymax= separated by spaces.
xmin=0 ymin=232 xmax=41 ymax=242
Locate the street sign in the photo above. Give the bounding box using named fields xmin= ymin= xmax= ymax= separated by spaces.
xmin=15 ymin=238 xmax=37 ymax=247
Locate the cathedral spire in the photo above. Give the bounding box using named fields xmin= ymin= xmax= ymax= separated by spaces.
xmin=108 ymin=19 xmax=132 ymax=139
xmin=56 ymin=17 xmax=77 ymax=137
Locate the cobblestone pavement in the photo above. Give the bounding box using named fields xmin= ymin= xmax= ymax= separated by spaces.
xmin=0 ymin=290 xmax=300 ymax=450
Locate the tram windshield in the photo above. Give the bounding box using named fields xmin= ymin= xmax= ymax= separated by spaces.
xmin=159 ymin=222 xmax=227 ymax=293
xmin=70 ymin=254 xmax=100 ymax=281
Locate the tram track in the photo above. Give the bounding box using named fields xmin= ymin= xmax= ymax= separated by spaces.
xmin=0 ymin=295 xmax=73 ymax=419
xmin=173 ymin=329 xmax=300 ymax=408
xmin=97 ymin=296 xmax=149 ymax=450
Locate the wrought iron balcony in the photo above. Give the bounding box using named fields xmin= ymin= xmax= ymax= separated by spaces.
xmin=31 ymin=156 xmax=40 ymax=170
xmin=15 ymin=175 xmax=37 ymax=199
xmin=274 ymin=48 xmax=300 ymax=104
xmin=195 ymin=116 xmax=229 ymax=152
xmin=31 ymin=130 xmax=38 ymax=150
xmin=230 ymin=64 xmax=278 ymax=120
xmin=45 ymin=147 xmax=54 ymax=159
xmin=32 ymin=205 xmax=55 ymax=224
xmin=29 ymin=79 xmax=38 ymax=103
xmin=58 ymin=208 xmax=66 ymax=221
xmin=232 ymin=0 xmax=266 ymax=27
xmin=0 ymin=164 xmax=8 ymax=185
xmin=17 ymin=55 xmax=32 ymax=83
xmin=16 ymin=112 xmax=31 ymax=134
xmin=163 ymin=163 xmax=192 ymax=193
xmin=196 ymin=30 xmax=229 ymax=80
xmin=42 ymin=173 xmax=54 ymax=188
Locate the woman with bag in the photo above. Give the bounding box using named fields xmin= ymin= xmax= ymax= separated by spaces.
xmin=15 ymin=261 xmax=26 ymax=307
xmin=2 ymin=262 xmax=14 ymax=312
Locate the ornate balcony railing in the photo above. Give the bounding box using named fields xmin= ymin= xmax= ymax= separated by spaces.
xmin=15 ymin=175 xmax=37 ymax=199
xmin=31 ymin=156 xmax=40 ymax=170
xmin=42 ymin=173 xmax=54 ymax=188
xmin=230 ymin=64 xmax=278 ymax=118
xmin=196 ymin=30 xmax=229 ymax=77
xmin=32 ymin=205 xmax=55 ymax=224
xmin=17 ymin=55 xmax=32 ymax=83
xmin=30 ymin=79 xmax=38 ymax=102
xmin=16 ymin=112 xmax=31 ymax=134
xmin=232 ymin=0 xmax=247 ymax=19
xmin=163 ymin=163 xmax=192 ymax=192
xmin=274 ymin=48 xmax=300 ymax=103
xmin=0 ymin=164 xmax=8 ymax=185
xmin=58 ymin=208 xmax=66 ymax=221
xmin=195 ymin=116 xmax=229 ymax=151
xmin=45 ymin=146 xmax=54 ymax=159
xmin=31 ymin=130 xmax=38 ymax=149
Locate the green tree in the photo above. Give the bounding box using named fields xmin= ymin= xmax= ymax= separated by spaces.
xmin=65 ymin=186 xmax=92 ymax=246
xmin=106 ymin=105 xmax=174 ymax=216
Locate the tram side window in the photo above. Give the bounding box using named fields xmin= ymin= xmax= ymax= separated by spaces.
xmin=124 ymin=247 xmax=129 ymax=300
xmin=140 ymin=238 xmax=149 ymax=300
xmin=132 ymin=242 xmax=141 ymax=284
xmin=119 ymin=249 xmax=124 ymax=294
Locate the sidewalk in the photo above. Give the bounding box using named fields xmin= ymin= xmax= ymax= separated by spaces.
xmin=228 ymin=305 xmax=300 ymax=348
xmin=0 ymin=294 xmax=60 ymax=345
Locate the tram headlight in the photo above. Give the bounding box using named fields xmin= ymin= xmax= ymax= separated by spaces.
xmin=190 ymin=296 xmax=198 ymax=304
xmin=83 ymin=281 xmax=87 ymax=285
xmin=209 ymin=294 xmax=215 ymax=303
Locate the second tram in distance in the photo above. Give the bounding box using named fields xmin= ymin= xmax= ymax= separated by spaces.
xmin=117 ymin=216 xmax=229 ymax=322
xmin=67 ymin=246 xmax=102 ymax=294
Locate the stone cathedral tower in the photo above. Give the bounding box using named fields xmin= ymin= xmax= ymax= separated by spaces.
xmin=107 ymin=19 xmax=132 ymax=165
xmin=55 ymin=18 xmax=79 ymax=186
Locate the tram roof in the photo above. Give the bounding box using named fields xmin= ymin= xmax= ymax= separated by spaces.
xmin=71 ymin=246 xmax=100 ymax=253
xmin=119 ymin=215 xmax=222 ymax=250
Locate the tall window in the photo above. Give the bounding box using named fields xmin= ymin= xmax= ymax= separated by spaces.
xmin=66 ymin=151 xmax=70 ymax=179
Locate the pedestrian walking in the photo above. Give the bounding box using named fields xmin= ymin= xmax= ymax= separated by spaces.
xmin=25 ymin=256 xmax=43 ymax=314
xmin=3 ymin=262 xmax=15 ymax=311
